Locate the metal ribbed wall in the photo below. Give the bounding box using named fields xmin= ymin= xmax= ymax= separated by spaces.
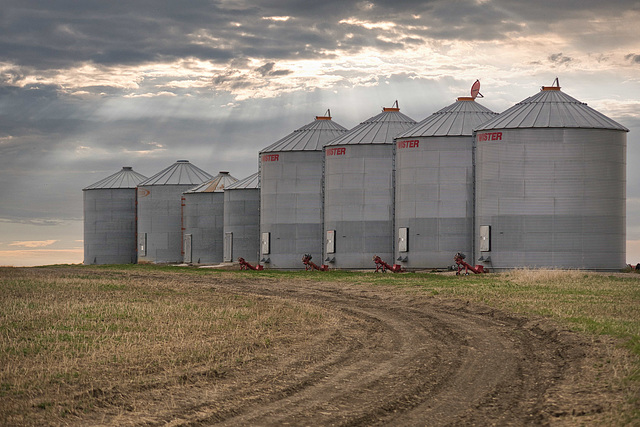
xmin=137 ymin=160 xmax=212 ymax=263
xmin=260 ymin=116 xmax=347 ymax=269
xmin=182 ymin=172 xmax=237 ymax=264
xmin=223 ymin=172 xmax=260 ymax=263
xmin=394 ymin=98 xmax=497 ymax=268
xmin=323 ymin=107 xmax=416 ymax=269
xmin=83 ymin=167 xmax=147 ymax=265
xmin=475 ymin=87 xmax=628 ymax=270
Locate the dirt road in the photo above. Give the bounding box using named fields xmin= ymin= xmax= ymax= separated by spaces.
xmin=99 ymin=273 xmax=613 ymax=426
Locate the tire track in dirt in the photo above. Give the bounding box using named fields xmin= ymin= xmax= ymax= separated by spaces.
xmin=66 ymin=271 xmax=585 ymax=426
xmin=171 ymin=279 xmax=571 ymax=426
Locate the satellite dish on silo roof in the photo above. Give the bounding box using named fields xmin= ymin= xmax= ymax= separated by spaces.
xmin=471 ymin=80 xmax=483 ymax=99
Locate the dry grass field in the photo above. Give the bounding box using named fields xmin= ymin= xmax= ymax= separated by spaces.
xmin=1 ymin=265 xmax=638 ymax=425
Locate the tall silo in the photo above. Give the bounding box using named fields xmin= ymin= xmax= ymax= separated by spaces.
xmin=259 ymin=113 xmax=347 ymax=269
xmin=83 ymin=166 xmax=147 ymax=265
xmin=323 ymin=104 xmax=416 ymax=269
xmin=137 ymin=160 xmax=212 ymax=263
xmin=474 ymin=82 xmax=628 ymax=270
xmin=223 ymin=172 xmax=260 ymax=264
xmin=182 ymin=171 xmax=238 ymax=264
xmin=394 ymin=92 xmax=497 ymax=269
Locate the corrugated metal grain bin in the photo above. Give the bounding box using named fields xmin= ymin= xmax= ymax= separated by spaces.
xmin=474 ymin=83 xmax=628 ymax=270
xmin=137 ymin=160 xmax=212 ymax=263
xmin=182 ymin=171 xmax=238 ymax=264
xmin=394 ymin=95 xmax=497 ymax=269
xmin=83 ymin=166 xmax=147 ymax=264
xmin=223 ymin=172 xmax=260 ymax=264
xmin=259 ymin=114 xmax=347 ymax=269
xmin=323 ymin=104 xmax=416 ymax=269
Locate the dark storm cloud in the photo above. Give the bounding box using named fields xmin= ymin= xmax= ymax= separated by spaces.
xmin=625 ymin=54 xmax=640 ymax=64
xmin=548 ymin=53 xmax=573 ymax=65
xmin=2 ymin=0 xmax=636 ymax=78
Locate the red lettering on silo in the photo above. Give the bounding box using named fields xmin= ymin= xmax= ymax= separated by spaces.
xmin=326 ymin=147 xmax=346 ymax=156
xmin=397 ymin=140 xmax=420 ymax=149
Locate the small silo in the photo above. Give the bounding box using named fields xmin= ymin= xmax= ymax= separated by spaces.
xmin=137 ymin=160 xmax=212 ymax=263
xmin=223 ymin=172 xmax=260 ymax=264
xmin=394 ymin=89 xmax=498 ymax=268
xmin=474 ymin=81 xmax=628 ymax=270
xmin=259 ymin=113 xmax=347 ymax=269
xmin=323 ymin=103 xmax=416 ymax=269
xmin=83 ymin=166 xmax=147 ymax=265
xmin=182 ymin=171 xmax=238 ymax=264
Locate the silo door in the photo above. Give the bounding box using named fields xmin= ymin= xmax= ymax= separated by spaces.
xmin=138 ymin=233 xmax=147 ymax=257
xmin=398 ymin=227 xmax=408 ymax=252
xmin=183 ymin=234 xmax=192 ymax=263
xmin=224 ymin=232 xmax=233 ymax=262
xmin=326 ymin=230 xmax=335 ymax=254
xmin=261 ymin=232 xmax=270 ymax=255
xmin=479 ymin=225 xmax=491 ymax=252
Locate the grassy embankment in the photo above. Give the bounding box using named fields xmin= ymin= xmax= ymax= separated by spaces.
xmin=0 ymin=264 xmax=638 ymax=424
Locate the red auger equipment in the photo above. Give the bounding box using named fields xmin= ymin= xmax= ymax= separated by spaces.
xmin=238 ymin=257 xmax=264 ymax=270
xmin=454 ymin=252 xmax=486 ymax=275
xmin=302 ymin=254 xmax=329 ymax=271
xmin=373 ymin=255 xmax=405 ymax=273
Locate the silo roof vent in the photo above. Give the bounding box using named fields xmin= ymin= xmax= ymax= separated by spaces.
xmin=383 ymin=100 xmax=400 ymax=112
xmin=315 ymin=109 xmax=332 ymax=120
xmin=83 ymin=166 xmax=147 ymax=190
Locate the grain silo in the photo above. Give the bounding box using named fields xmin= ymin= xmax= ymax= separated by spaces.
xmin=137 ymin=160 xmax=212 ymax=263
xmin=474 ymin=81 xmax=628 ymax=270
xmin=323 ymin=103 xmax=416 ymax=269
xmin=259 ymin=113 xmax=347 ymax=269
xmin=83 ymin=166 xmax=147 ymax=265
xmin=223 ymin=172 xmax=260 ymax=264
xmin=182 ymin=171 xmax=238 ymax=264
xmin=394 ymin=87 xmax=498 ymax=269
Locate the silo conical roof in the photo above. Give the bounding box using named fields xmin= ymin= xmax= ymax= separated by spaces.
xmin=226 ymin=172 xmax=259 ymax=190
xmin=475 ymin=86 xmax=629 ymax=131
xmin=184 ymin=171 xmax=238 ymax=193
xmin=83 ymin=166 xmax=147 ymax=190
xmin=139 ymin=160 xmax=212 ymax=186
xmin=324 ymin=106 xmax=416 ymax=146
xmin=260 ymin=114 xmax=348 ymax=153
xmin=397 ymin=98 xmax=498 ymax=138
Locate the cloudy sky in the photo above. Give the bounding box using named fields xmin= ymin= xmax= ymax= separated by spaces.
xmin=0 ymin=0 xmax=639 ymax=266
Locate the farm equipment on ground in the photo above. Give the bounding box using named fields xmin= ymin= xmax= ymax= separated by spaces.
xmin=302 ymin=254 xmax=329 ymax=271
xmin=454 ymin=252 xmax=487 ymax=275
xmin=373 ymin=255 xmax=405 ymax=273
xmin=238 ymin=257 xmax=264 ymax=270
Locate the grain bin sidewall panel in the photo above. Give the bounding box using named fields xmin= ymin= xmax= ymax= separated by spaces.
xmin=223 ymin=188 xmax=260 ymax=263
xmin=83 ymin=188 xmax=138 ymax=265
xmin=182 ymin=192 xmax=225 ymax=264
xmin=323 ymin=144 xmax=394 ymax=269
xmin=260 ymin=150 xmax=324 ymax=269
xmin=137 ymin=184 xmax=193 ymax=263
xmin=395 ymin=136 xmax=473 ymax=268
xmin=475 ymin=128 xmax=626 ymax=270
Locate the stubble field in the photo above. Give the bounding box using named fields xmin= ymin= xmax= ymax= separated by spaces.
xmin=1 ymin=265 xmax=638 ymax=425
